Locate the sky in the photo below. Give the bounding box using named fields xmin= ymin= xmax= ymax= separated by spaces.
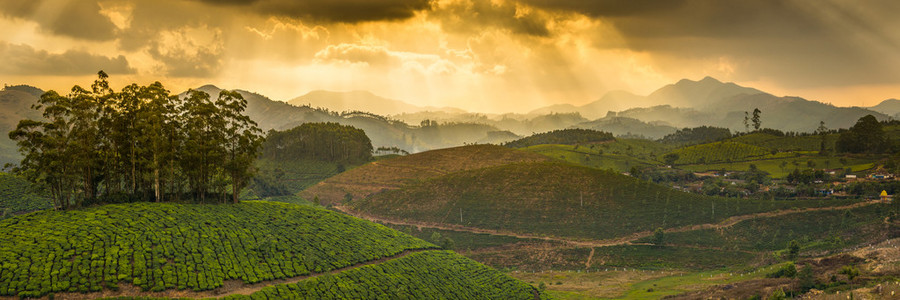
xmin=1 ymin=0 xmax=899 ymax=113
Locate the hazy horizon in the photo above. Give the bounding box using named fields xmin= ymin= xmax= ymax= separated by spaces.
xmin=2 ymin=0 xmax=900 ymax=113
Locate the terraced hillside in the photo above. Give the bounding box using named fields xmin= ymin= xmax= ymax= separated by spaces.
xmin=0 ymin=201 xmax=542 ymax=299
xmin=349 ymin=161 xmax=856 ymax=240
xmin=300 ymin=144 xmax=550 ymax=204
xmin=0 ymin=172 xmax=52 ymax=219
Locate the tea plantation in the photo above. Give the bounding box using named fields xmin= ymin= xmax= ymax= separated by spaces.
xmin=0 ymin=201 xmax=440 ymax=298
xmin=0 ymin=172 xmax=52 ymax=219
xmin=352 ymin=161 xmax=857 ymax=240
xmin=223 ymin=251 xmax=541 ymax=299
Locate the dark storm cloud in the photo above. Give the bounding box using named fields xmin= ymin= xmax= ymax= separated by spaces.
xmin=521 ymin=0 xmax=900 ymax=88
xmin=520 ymin=0 xmax=687 ymax=17
xmin=193 ymin=0 xmax=432 ymax=23
xmin=0 ymin=0 xmax=117 ymax=41
xmin=0 ymin=42 xmax=134 ymax=75
xmin=431 ymin=0 xmax=550 ymax=37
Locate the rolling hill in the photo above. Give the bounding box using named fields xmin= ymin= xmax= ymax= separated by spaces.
xmin=0 ymin=201 xmax=542 ymax=299
xmin=0 ymin=85 xmax=44 ymax=166
xmin=868 ymin=98 xmax=900 ymax=117
xmin=299 ymin=144 xmax=551 ymax=204
xmin=346 ymin=160 xmax=855 ymax=240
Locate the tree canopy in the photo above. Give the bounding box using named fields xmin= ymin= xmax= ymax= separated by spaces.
xmin=836 ymin=115 xmax=887 ymax=154
xmin=8 ymin=71 xmax=263 ymax=209
xmin=260 ymin=122 xmax=373 ymax=164
xmin=659 ymin=126 xmax=732 ymax=145
xmin=504 ymin=128 xmax=614 ymax=148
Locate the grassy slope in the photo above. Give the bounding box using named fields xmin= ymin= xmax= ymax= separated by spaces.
xmin=666 ymin=141 xmax=775 ymax=165
xmin=0 ymin=172 xmax=52 ymax=219
xmin=679 ymin=155 xmax=876 ymax=178
xmin=0 ymin=201 xmax=442 ymax=297
xmin=640 ymin=203 xmax=900 ymax=253
xmin=351 ymin=161 xmax=856 ymax=240
xmin=300 ymin=144 xmax=551 ymax=204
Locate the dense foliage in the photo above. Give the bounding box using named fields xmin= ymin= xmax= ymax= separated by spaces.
xmin=224 ymin=251 xmax=542 ymax=300
xmin=0 ymin=172 xmax=51 ymax=219
xmin=0 ymin=201 xmax=434 ymax=298
xmin=8 ymin=72 xmax=263 ymax=208
xmin=259 ymin=123 xmax=373 ymax=164
xmin=836 ymin=115 xmax=888 ymax=153
xmin=660 ymin=126 xmax=732 ymax=145
xmin=504 ymin=128 xmax=614 ymax=148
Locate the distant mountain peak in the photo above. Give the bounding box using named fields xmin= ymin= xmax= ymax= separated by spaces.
xmin=700 ymin=76 xmax=721 ymax=83
xmin=196 ymin=84 xmax=221 ymax=91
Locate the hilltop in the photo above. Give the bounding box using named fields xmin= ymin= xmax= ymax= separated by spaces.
xmin=0 ymin=201 xmax=542 ymax=299
xmin=299 ymin=144 xmax=551 ymax=204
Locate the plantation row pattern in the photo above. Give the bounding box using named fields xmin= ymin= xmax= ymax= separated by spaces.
xmin=355 ymin=162 xmax=857 ymax=240
xmin=0 ymin=173 xmax=51 ymax=219
xmin=0 ymin=202 xmax=435 ymax=298
xmin=666 ymin=141 xmax=775 ymax=165
xmin=221 ymin=251 xmax=542 ymax=300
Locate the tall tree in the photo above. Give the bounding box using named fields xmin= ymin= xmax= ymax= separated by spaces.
xmin=751 ymin=108 xmax=762 ymax=130
xmin=218 ymin=90 xmax=263 ymax=203
xmin=9 ymin=73 xmax=263 ymax=207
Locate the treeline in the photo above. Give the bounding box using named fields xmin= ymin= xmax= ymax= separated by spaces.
xmin=260 ymin=122 xmax=373 ymax=164
xmin=8 ymin=72 xmax=263 ymax=209
xmin=504 ymin=128 xmax=614 ymax=148
xmin=836 ymin=115 xmax=890 ymax=153
xmin=659 ymin=126 xmax=732 ymax=145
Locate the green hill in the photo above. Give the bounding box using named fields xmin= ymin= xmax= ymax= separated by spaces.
xmin=350 ymin=161 xmax=854 ymax=240
xmin=0 ymin=201 xmax=541 ymax=298
xmin=300 ymin=144 xmax=551 ymax=204
xmin=520 ymin=138 xmax=673 ymax=172
xmin=504 ymin=128 xmax=615 ymax=148
xmin=0 ymin=172 xmax=52 ymax=219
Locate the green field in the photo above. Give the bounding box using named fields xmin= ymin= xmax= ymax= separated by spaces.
xmin=665 ymin=141 xmax=779 ymax=165
xmin=0 ymin=172 xmax=52 ymax=219
xmin=679 ymin=155 xmax=877 ymax=178
xmin=0 ymin=201 xmax=437 ymax=297
xmin=728 ymin=132 xmax=835 ymax=152
xmin=352 ymin=161 xmax=858 ymax=240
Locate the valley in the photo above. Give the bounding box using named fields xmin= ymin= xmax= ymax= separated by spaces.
xmin=1 ymin=76 xmax=899 ymax=299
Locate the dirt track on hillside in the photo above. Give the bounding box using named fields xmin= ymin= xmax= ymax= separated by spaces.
xmin=337 ymin=199 xmax=885 ymax=249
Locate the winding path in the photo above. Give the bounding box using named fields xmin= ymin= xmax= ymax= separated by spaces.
xmin=337 ymin=199 xmax=885 ymax=249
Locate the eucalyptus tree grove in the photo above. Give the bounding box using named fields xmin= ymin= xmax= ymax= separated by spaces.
xmin=8 ymin=71 xmax=263 ymax=209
